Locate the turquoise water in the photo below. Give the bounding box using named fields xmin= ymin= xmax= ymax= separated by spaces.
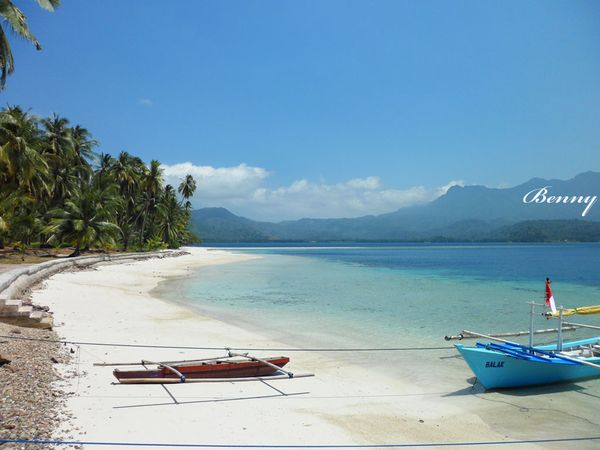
xmin=165 ymin=243 xmax=600 ymax=350
xmin=156 ymin=243 xmax=600 ymax=439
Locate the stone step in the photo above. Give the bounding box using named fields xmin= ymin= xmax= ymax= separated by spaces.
xmin=38 ymin=316 xmax=54 ymax=329
xmin=30 ymin=310 xmax=44 ymax=320
xmin=3 ymin=299 xmax=22 ymax=307
xmin=0 ymin=299 xmax=22 ymax=314
xmin=17 ymin=305 xmax=34 ymax=316
xmin=0 ymin=312 xmax=53 ymax=329
xmin=0 ymin=297 xmax=53 ymax=329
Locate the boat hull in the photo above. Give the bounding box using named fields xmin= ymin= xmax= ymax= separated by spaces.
xmin=455 ymin=342 xmax=600 ymax=389
xmin=114 ymin=357 xmax=290 ymax=382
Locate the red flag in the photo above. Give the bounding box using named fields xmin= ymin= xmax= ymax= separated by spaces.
xmin=545 ymin=278 xmax=557 ymax=313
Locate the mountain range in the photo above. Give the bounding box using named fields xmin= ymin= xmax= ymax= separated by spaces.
xmin=190 ymin=171 xmax=600 ymax=242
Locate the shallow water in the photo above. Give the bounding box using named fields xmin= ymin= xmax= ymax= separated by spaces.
xmin=156 ymin=243 xmax=600 ymax=444
xmin=166 ymin=243 xmax=600 ymax=349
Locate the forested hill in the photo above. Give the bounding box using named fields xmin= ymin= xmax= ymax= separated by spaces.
xmin=191 ymin=172 xmax=600 ymax=242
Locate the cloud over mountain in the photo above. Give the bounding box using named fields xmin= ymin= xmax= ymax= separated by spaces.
xmin=161 ymin=162 xmax=463 ymax=221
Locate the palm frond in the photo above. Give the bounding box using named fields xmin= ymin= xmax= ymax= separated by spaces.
xmin=0 ymin=1 xmax=41 ymax=49
xmin=0 ymin=25 xmax=14 ymax=88
xmin=33 ymin=0 xmax=60 ymax=12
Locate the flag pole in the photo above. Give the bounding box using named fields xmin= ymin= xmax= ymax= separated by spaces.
xmin=557 ymin=306 xmax=564 ymax=352
xmin=528 ymin=301 xmax=535 ymax=350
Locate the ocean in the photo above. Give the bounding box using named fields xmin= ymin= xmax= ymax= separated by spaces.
xmin=163 ymin=243 xmax=600 ymax=350
xmin=154 ymin=242 xmax=600 ymax=441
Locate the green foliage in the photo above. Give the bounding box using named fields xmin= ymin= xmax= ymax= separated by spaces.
xmin=143 ymin=237 xmax=168 ymax=251
xmin=0 ymin=1 xmax=60 ymax=89
xmin=0 ymin=105 xmax=198 ymax=254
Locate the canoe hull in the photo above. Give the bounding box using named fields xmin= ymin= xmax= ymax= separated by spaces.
xmin=455 ymin=344 xmax=600 ymax=389
xmin=113 ymin=356 xmax=290 ymax=382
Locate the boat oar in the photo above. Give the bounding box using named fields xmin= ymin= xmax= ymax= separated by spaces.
xmin=228 ymin=351 xmax=295 ymax=378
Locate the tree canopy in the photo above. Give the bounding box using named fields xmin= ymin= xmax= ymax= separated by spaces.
xmin=0 ymin=105 xmax=198 ymax=255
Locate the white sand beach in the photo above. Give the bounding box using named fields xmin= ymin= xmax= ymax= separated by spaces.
xmin=29 ymin=248 xmax=593 ymax=449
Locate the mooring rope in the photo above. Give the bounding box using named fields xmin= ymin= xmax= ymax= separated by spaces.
xmin=0 ymin=334 xmax=453 ymax=352
xmin=1 ymin=436 xmax=599 ymax=448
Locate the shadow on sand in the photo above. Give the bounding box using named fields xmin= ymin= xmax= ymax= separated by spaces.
xmin=444 ymin=377 xmax=600 ymax=399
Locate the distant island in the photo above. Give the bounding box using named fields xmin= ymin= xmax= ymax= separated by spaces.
xmin=190 ymin=171 xmax=600 ymax=243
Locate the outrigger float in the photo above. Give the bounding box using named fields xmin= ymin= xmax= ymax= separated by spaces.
xmin=446 ymin=302 xmax=600 ymax=390
xmin=95 ymin=351 xmax=314 ymax=384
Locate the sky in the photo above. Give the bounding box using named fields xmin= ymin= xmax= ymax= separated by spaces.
xmin=2 ymin=0 xmax=600 ymax=221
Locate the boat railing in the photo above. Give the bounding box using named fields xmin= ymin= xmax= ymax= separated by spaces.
xmin=528 ymin=301 xmax=568 ymax=351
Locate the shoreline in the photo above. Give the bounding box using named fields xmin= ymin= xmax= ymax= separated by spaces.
xmin=25 ymin=247 xmax=597 ymax=448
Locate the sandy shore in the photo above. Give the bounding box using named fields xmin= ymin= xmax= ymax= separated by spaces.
xmin=28 ymin=247 xmax=597 ymax=449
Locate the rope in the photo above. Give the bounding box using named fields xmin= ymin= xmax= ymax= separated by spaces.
xmin=1 ymin=436 xmax=599 ymax=448
xmin=0 ymin=335 xmax=453 ymax=352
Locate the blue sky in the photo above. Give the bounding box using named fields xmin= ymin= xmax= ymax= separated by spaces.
xmin=2 ymin=1 xmax=600 ymax=220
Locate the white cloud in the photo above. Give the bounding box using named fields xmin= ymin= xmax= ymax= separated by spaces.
xmin=139 ymin=98 xmax=153 ymax=107
xmin=160 ymin=162 xmax=463 ymax=221
xmin=436 ymin=180 xmax=465 ymax=196
xmin=162 ymin=162 xmax=269 ymax=200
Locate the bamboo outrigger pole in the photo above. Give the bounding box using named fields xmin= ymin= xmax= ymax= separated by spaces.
xmin=94 ymin=355 xmax=235 ymax=367
xmin=564 ymin=321 xmax=600 ymax=331
xmin=146 ymin=361 xmax=186 ymax=382
xmin=444 ymin=326 xmax=577 ymax=341
xmin=228 ymin=351 xmax=295 ymax=378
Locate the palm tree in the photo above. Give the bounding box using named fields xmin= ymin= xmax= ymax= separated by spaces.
xmin=41 ymin=113 xmax=79 ymax=203
xmin=0 ymin=106 xmax=48 ymax=198
xmin=71 ymin=124 xmax=98 ymax=180
xmin=156 ymin=185 xmax=181 ymax=247
xmin=178 ymin=174 xmax=197 ymax=200
xmin=110 ymin=151 xmax=144 ymax=250
xmin=155 ymin=176 xmax=197 ymax=248
xmin=111 ymin=151 xmax=142 ymax=197
xmin=0 ymin=0 xmax=60 ymax=89
xmin=137 ymin=159 xmax=163 ymax=244
xmin=44 ymin=183 xmax=121 ymax=256
xmin=41 ymin=113 xmax=73 ymax=159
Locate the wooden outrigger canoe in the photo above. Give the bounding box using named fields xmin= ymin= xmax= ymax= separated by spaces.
xmin=98 ymin=352 xmax=314 ymax=384
xmin=113 ymin=356 xmax=289 ymax=383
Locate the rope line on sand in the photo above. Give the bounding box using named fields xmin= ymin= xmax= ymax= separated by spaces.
xmin=0 ymin=334 xmax=453 ymax=352
xmin=1 ymin=436 xmax=600 ymax=448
